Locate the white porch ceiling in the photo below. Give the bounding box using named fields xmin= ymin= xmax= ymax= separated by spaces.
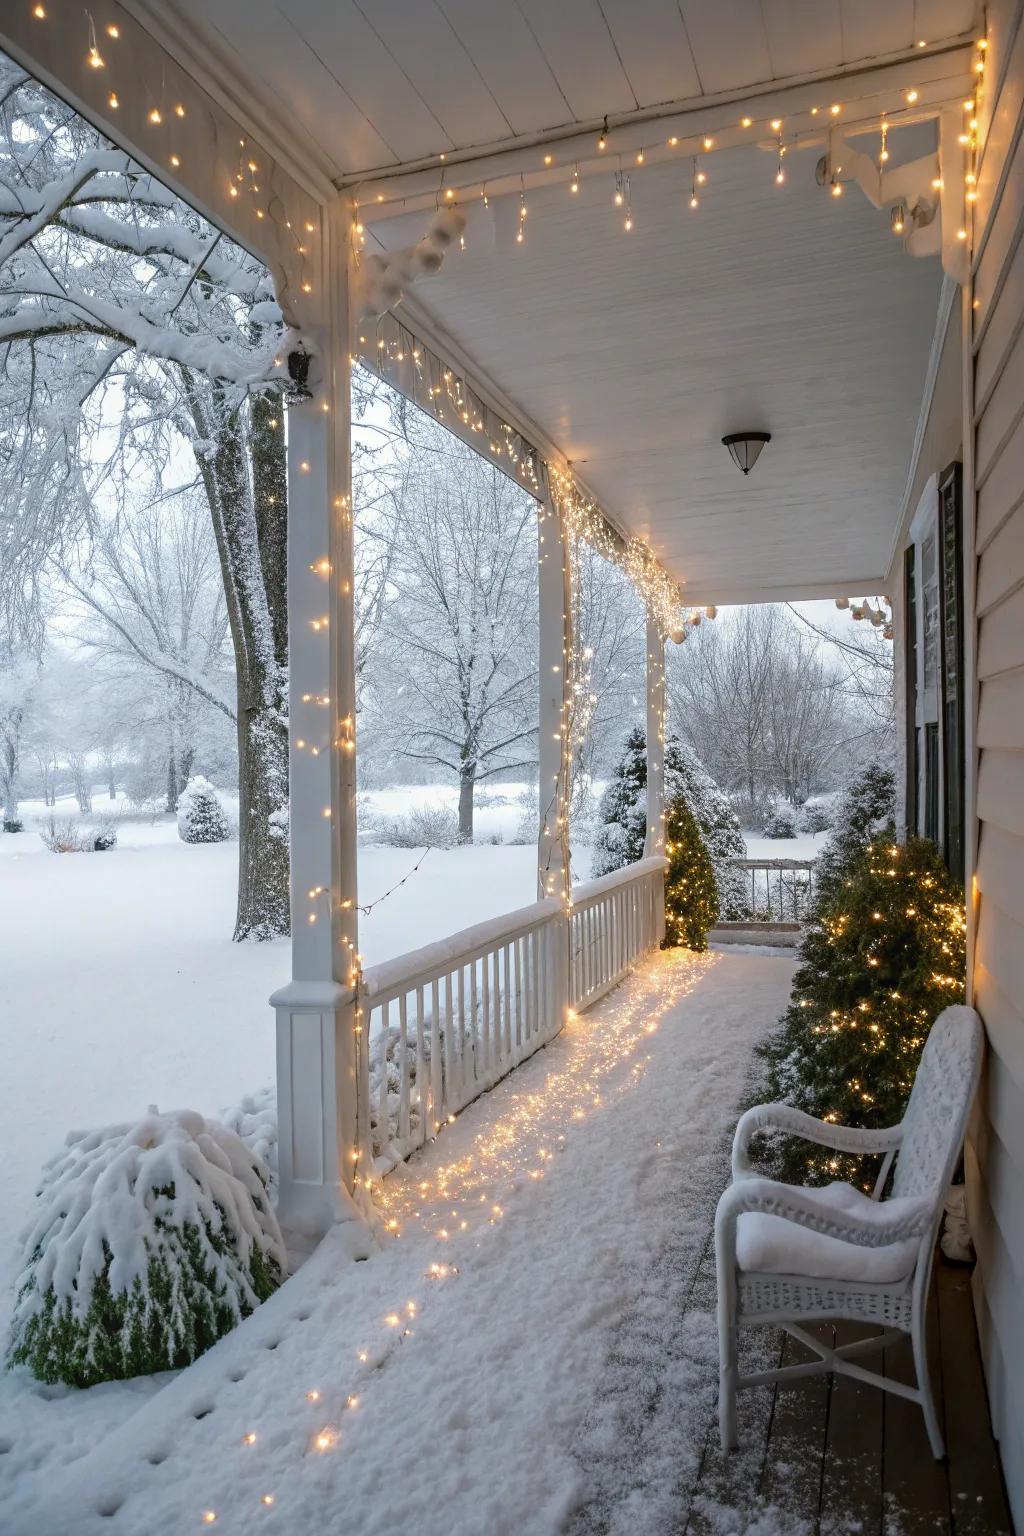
xmin=140 ymin=0 xmax=977 ymax=183
xmin=119 ymin=0 xmax=966 ymax=601
xmin=373 ymin=131 xmax=943 ymax=602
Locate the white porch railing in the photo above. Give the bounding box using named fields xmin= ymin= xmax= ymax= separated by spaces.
xmin=359 ymin=857 xmax=666 ymax=1172
xmin=729 ymin=856 xmax=816 ymax=923
xmin=569 ymin=855 xmax=667 ymax=1011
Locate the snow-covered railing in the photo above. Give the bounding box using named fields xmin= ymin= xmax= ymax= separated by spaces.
xmin=727 ymin=857 xmax=817 ymax=924
xmin=360 ymin=897 xmax=564 ymax=1171
xmin=569 ymin=856 xmax=667 ymax=1011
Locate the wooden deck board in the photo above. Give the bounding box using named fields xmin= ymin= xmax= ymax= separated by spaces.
xmin=681 ymin=1255 xmax=1008 ymax=1535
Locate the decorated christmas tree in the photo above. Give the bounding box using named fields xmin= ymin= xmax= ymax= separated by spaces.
xmin=663 ymin=798 xmax=718 ymax=951
xmin=761 ymin=831 xmax=966 ymax=1187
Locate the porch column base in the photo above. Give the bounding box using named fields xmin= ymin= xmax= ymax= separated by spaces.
xmin=271 ymin=980 xmax=362 ymax=1237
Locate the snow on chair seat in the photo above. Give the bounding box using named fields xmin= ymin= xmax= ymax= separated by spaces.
xmin=736 ymin=1180 xmax=920 ymax=1283
xmin=715 ymin=1005 xmax=983 ymax=1461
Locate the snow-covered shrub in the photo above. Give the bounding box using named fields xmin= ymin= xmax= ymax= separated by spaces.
xmin=176 ymin=776 xmax=230 ymax=844
xmin=800 ymin=802 xmax=832 ymax=836
xmin=222 ymin=1088 xmax=278 ymax=1201
xmin=594 ymin=726 xmax=746 ymax=918
xmin=376 ymin=806 xmax=460 ymax=849
xmin=509 ymin=785 xmax=539 ymax=846
xmin=40 ymin=816 xmax=88 ymax=853
xmin=761 ymin=802 xmax=798 ymax=839
xmin=90 ymin=825 xmax=118 ymax=852
xmin=3 ymin=818 xmax=23 ymax=834
xmin=6 ymin=1108 xmax=285 ymax=1388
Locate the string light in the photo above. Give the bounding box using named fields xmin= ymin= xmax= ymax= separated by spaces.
xmin=516 ymin=191 xmax=526 ymax=244
xmin=689 ymin=158 xmax=699 ymax=210
xmin=879 ymin=117 xmax=889 ymax=165
xmin=775 ymin=134 xmax=786 ymax=185
xmin=569 ymin=164 xmax=580 ymax=194
xmin=597 ymin=116 xmax=608 ymax=151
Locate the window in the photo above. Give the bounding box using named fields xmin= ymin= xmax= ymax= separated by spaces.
xmin=904 ymin=463 xmax=966 ymax=882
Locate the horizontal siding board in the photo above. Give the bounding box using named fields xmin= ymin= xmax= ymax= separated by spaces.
xmin=978 ymin=584 xmax=1024 ymax=678
xmin=976 ymin=409 xmax=1024 ymax=551
xmin=975 ymin=326 xmax=1024 ymax=487
xmin=977 ymin=668 xmax=1024 ymax=748
xmin=977 ymin=502 xmax=1024 ymax=613
xmin=976 ymin=911 xmax=1024 ymax=1058
xmin=977 ymin=747 xmax=1024 ymax=836
xmin=976 ymin=822 xmax=1024 ymax=925
xmin=974 ymin=6 xmax=1024 ymax=297
xmin=964 ymin=1130 xmax=1024 ymax=1329
xmin=975 ymin=960 xmax=1024 ymax=1101
xmin=975 ymin=222 xmax=1024 ymax=404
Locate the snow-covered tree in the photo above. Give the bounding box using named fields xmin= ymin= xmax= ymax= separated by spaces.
xmin=593 ymin=726 xmax=745 ymax=918
xmin=762 ymin=801 xmax=799 ymax=838
xmin=815 ymin=763 xmax=896 ymax=910
xmin=177 ymin=776 xmax=230 ymax=844
xmin=7 ymin=1108 xmax=284 ymax=1386
xmin=0 ymin=650 xmax=39 ymax=828
xmin=0 ymin=54 xmax=289 ymax=938
xmin=367 ymin=428 xmax=538 ymax=842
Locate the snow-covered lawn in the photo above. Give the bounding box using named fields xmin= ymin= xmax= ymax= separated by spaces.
xmin=5 ymin=946 xmax=796 ymax=1535
xmin=0 ymin=797 xmax=556 ymax=1314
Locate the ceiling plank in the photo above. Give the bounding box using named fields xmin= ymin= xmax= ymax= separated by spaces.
xmin=678 ymin=0 xmax=774 ymax=93
xmin=841 ymin=0 xmax=915 ymax=60
xmin=912 ymin=0 xmax=981 ymax=47
xmin=285 ymin=0 xmax=454 ymax=163
xmin=515 ymin=0 xmax=639 ymax=118
xmin=168 ymin=0 xmax=398 ymax=172
xmin=346 ymin=0 xmax=514 ymax=148
xmin=761 ymin=0 xmax=845 ymax=78
xmin=434 ymin=0 xmax=574 ymax=134
xmin=598 ymin=0 xmax=702 ymax=106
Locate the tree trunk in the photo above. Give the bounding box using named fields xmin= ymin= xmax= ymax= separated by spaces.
xmin=166 ymin=744 xmax=178 ymax=813
xmin=184 ymin=374 xmax=290 ymax=940
xmin=458 ymin=769 xmax=475 ymax=843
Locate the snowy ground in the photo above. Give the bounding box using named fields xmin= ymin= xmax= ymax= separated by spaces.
xmin=4 ymin=947 xmax=797 ymax=1536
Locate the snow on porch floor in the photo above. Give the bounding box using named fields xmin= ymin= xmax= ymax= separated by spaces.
xmin=15 ymin=948 xmax=795 ymax=1536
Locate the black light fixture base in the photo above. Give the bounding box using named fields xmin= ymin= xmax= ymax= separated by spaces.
xmin=722 ymin=431 xmax=771 ymax=475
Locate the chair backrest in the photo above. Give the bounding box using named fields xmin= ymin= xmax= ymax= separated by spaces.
xmin=890 ymin=1005 xmax=984 ymax=1202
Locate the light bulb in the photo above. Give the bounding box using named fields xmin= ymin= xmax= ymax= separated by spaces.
xmin=741 ymin=116 xmax=752 ymax=128
xmin=906 ymin=88 xmax=919 ymax=103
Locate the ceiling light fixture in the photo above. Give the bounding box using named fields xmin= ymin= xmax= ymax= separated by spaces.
xmin=722 ymin=431 xmax=771 ymax=475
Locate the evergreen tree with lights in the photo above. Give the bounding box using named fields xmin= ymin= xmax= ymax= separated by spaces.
xmin=593 ymin=725 xmax=720 ymax=950
xmin=760 ymin=830 xmax=966 ymax=1187
xmin=663 ymin=798 xmax=718 ymax=951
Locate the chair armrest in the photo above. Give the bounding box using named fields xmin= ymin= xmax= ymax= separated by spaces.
xmin=732 ymin=1103 xmax=903 ymax=1180
xmin=715 ymin=1176 xmax=932 ymax=1264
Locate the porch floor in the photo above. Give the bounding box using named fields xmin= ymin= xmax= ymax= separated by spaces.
xmin=11 ymin=947 xmax=1010 ymax=1536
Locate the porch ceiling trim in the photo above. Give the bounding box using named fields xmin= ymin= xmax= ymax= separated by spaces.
xmin=346 ymin=45 xmax=975 ymax=221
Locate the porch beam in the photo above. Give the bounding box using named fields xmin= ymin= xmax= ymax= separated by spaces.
xmin=271 ymin=205 xmax=363 ymax=1235
xmin=346 ymin=47 xmax=974 ymax=222
xmin=644 ymin=618 xmax=667 ymax=947
xmin=537 ymin=482 xmax=573 ymax=907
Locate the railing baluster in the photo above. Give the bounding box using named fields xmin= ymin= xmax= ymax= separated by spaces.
xmin=430 ymin=977 xmax=442 ymax=1133
xmin=377 ymin=1002 xmax=390 ymax=1159
xmin=398 ymin=992 xmax=410 ymax=1146
xmin=415 ymin=983 xmax=427 ymax=1148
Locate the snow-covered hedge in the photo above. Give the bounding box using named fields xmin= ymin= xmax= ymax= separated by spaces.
xmin=6 ymin=1108 xmax=285 ymax=1388
xmin=176 ymin=776 xmax=230 ymax=844
xmin=800 ymin=802 xmax=832 ymax=835
xmin=761 ymin=802 xmax=798 ymax=839
xmin=373 ymin=806 xmax=461 ymax=849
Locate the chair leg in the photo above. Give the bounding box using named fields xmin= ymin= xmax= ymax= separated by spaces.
xmin=912 ymin=1305 xmax=945 ymax=1460
xmin=719 ymin=1317 xmax=739 ymax=1451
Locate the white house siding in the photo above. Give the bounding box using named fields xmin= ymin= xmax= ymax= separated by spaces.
xmin=967 ymin=1 xmax=1024 ymax=1524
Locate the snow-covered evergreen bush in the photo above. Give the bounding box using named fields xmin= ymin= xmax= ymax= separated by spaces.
xmin=7 ymin=1108 xmax=285 ymax=1388
xmin=90 ymin=825 xmax=118 ymax=852
xmin=800 ymin=802 xmax=832 ymax=835
xmin=222 ymin=1088 xmax=278 ymax=1201
xmin=815 ymin=764 xmax=895 ymax=910
xmin=593 ymin=726 xmax=744 ymax=920
xmin=3 ymin=818 xmax=23 ymax=834
xmin=176 ymin=776 xmax=230 ymax=844
xmin=762 ymin=802 xmax=798 ymax=839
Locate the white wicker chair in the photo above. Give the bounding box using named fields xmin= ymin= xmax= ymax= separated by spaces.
xmin=715 ymin=1004 xmax=983 ymax=1458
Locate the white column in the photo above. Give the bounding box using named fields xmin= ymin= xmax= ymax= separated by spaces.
xmin=644 ymin=616 xmax=667 ymax=944
xmin=271 ymin=204 xmax=363 ymax=1235
xmin=537 ymin=482 xmax=573 ymax=1022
